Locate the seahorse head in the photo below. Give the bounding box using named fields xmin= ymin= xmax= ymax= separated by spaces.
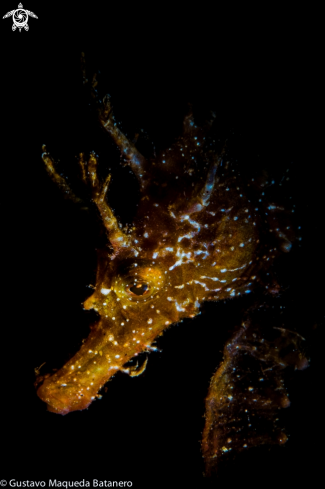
xmin=37 ymin=97 xmax=292 ymax=414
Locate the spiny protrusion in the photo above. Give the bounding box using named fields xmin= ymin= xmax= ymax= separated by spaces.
xmin=42 ymin=145 xmax=130 ymax=251
xmin=42 ymin=145 xmax=83 ymax=204
xmin=127 ymin=356 xmax=148 ymax=377
xmin=81 ymin=152 xmax=130 ymax=251
xmin=99 ymin=95 xmax=149 ymax=191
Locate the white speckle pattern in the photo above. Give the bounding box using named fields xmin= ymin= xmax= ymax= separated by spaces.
xmin=101 ymin=288 xmax=110 ymax=295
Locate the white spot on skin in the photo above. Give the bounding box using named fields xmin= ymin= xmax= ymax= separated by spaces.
xmin=174 ymin=284 xmax=184 ymax=288
xmin=169 ymin=248 xmax=193 ymax=270
xmin=229 ymin=264 xmax=246 ymax=272
xmin=200 ymin=276 xmax=219 ymax=281
xmin=178 ymin=233 xmax=195 ymax=242
xmin=152 ymin=252 xmax=158 ymax=259
xmin=101 ymin=288 xmax=111 ymax=295
xmin=187 ymin=217 xmax=200 ymax=231
xmin=194 ymin=280 xmax=207 ymax=288
xmin=115 ymin=355 xmax=120 ymax=358
xmin=147 ymin=318 xmax=153 ymax=324
xmin=194 ymin=250 xmax=209 ymax=259
xmin=144 ymin=232 xmax=149 ymax=238
xmin=175 ymin=302 xmax=186 ymax=312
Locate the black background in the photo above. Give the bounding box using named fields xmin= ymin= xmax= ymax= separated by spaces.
xmin=1 ymin=3 xmax=323 ymax=488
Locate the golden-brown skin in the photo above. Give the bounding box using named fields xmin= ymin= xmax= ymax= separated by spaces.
xmin=202 ymin=312 xmax=307 ymax=475
xmin=37 ymin=62 xmax=305 ymax=474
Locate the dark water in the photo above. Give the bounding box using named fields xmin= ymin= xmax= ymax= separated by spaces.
xmin=1 ymin=5 xmax=322 ymax=488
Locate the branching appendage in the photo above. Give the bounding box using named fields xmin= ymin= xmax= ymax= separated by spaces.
xmin=99 ymin=95 xmax=148 ymax=190
xmin=196 ymin=142 xmax=228 ymax=210
xmin=176 ymin=150 xmax=224 ymax=217
xmin=199 ymin=154 xmax=221 ymax=206
xmin=77 ymin=152 xmax=88 ymax=185
xmin=42 ymin=145 xmax=83 ymax=205
xmin=42 ymin=145 xmax=130 ymax=252
xmin=83 ymin=152 xmax=130 ymax=250
xmin=81 ymin=53 xmax=148 ymax=190
xmin=191 ymin=153 xmax=222 ymax=213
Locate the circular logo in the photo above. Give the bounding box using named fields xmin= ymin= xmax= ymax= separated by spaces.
xmin=13 ymin=8 xmax=28 ymax=28
xmin=0 ymin=480 xmax=7 ymax=487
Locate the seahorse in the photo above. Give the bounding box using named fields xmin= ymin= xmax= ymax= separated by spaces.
xmin=36 ymin=62 xmax=307 ymax=475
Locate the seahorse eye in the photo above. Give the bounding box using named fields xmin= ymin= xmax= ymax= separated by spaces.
xmin=129 ymin=283 xmax=149 ymax=296
xmin=112 ymin=263 xmax=165 ymax=302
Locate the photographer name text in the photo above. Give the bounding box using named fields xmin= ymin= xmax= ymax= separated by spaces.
xmin=1 ymin=481 xmax=132 ymax=488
